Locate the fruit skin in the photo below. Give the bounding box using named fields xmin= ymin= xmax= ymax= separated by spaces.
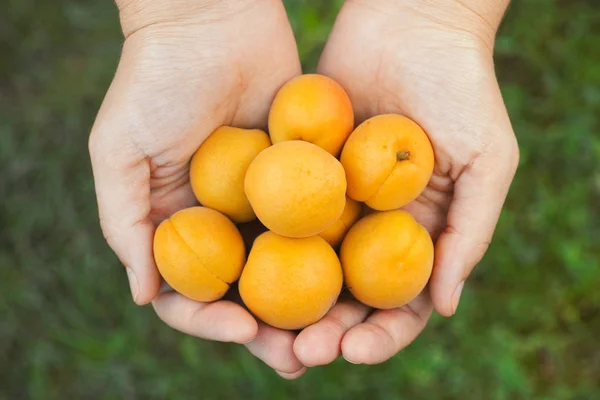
xmin=244 ymin=140 xmax=347 ymax=238
xmin=239 ymin=231 xmax=343 ymax=330
xmin=318 ymin=196 xmax=362 ymax=248
xmin=340 ymin=210 xmax=434 ymax=309
xmin=190 ymin=126 xmax=271 ymax=223
xmin=340 ymin=114 xmax=435 ymax=210
xmin=268 ymin=74 xmax=354 ymax=157
xmin=153 ymin=207 xmax=246 ymax=302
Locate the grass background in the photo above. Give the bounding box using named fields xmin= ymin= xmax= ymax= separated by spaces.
xmin=1 ymin=0 xmax=599 ymax=398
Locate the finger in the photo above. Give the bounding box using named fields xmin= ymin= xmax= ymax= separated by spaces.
xmin=293 ymin=297 xmax=371 ymax=367
xmin=341 ymin=290 xmax=433 ymax=365
xmin=152 ymin=291 xmax=258 ymax=343
xmin=276 ymin=368 xmax=307 ymax=380
xmin=244 ymin=322 xmax=305 ymax=374
xmin=430 ymin=140 xmax=519 ymax=317
xmin=89 ymin=120 xmax=161 ymax=305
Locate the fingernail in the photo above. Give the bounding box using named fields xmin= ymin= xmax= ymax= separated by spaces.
xmin=343 ymin=356 xmax=360 ymax=365
xmin=452 ymin=281 xmax=465 ymax=314
xmin=126 ymin=267 xmax=139 ymax=303
xmin=276 ymin=367 xmax=307 ymax=380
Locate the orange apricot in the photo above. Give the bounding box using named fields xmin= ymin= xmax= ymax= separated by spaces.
xmin=318 ymin=196 xmax=362 ymax=248
xmin=239 ymin=231 xmax=343 ymax=330
xmin=340 ymin=114 xmax=434 ymax=210
xmin=268 ymin=74 xmax=354 ymax=157
xmin=189 ymin=126 xmax=271 ymax=223
xmin=244 ymin=140 xmax=347 ymax=238
xmin=153 ymin=207 xmax=246 ymax=302
xmin=339 ymin=210 xmax=434 ymax=309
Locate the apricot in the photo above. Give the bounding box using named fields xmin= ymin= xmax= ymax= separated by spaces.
xmin=268 ymin=74 xmax=354 ymax=157
xmin=340 ymin=114 xmax=434 ymax=210
xmin=153 ymin=207 xmax=246 ymax=302
xmin=339 ymin=210 xmax=434 ymax=309
xmin=244 ymin=140 xmax=347 ymax=238
xmin=190 ymin=126 xmax=271 ymax=223
xmin=239 ymin=231 xmax=343 ymax=330
xmin=318 ymin=196 xmax=362 ymax=248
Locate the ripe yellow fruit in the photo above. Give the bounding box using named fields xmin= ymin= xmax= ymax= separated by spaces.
xmin=340 ymin=114 xmax=434 ymax=210
xmin=318 ymin=196 xmax=362 ymax=248
xmin=190 ymin=126 xmax=271 ymax=223
xmin=153 ymin=207 xmax=246 ymax=302
xmin=244 ymin=140 xmax=347 ymax=238
xmin=268 ymin=74 xmax=354 ymax=157
xmin=239 ymin=232 xmax=343 ymax=330
xmin=340 ymin=210 xmax=434 ymax=309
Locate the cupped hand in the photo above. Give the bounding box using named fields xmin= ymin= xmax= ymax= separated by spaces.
xmin=89 ymin=0 xmax=307 ymax=377
xmin=292 ymin=0 xmax=519 ymax=367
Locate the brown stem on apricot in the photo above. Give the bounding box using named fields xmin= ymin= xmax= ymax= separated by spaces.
xmin=396 ymin=151 xmax=410 ymax=161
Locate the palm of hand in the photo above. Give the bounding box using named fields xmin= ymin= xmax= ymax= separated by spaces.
xmin=91 ymin=0 xmax=519 ymax=380
xmin=289 ymin=3 xmax=519 ymax=368
xmin=93 ymin=6 xmax=301 ymax=224
xmin=319 ymin=5 xmax=506 ymax=238
xmin=89 ymin=0 xmax=303 ymax=362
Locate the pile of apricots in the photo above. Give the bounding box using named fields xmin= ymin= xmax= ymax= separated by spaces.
xmin=153 ymin=74 xmax=435 ymax=330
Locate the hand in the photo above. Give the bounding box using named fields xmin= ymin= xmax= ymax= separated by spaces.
xmin=292 ymin=0 xmax=519 ymax=367
xmin=89 ymin=0 xmax=307 ymax=377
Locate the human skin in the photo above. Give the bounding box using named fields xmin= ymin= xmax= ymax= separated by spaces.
xmin=89 ymin=0 xmax=310 ymax=378
xmin=291 ymin=0 xmax=519 ymax=370
xmin=89 ymin=0 xmax=519 ymax=380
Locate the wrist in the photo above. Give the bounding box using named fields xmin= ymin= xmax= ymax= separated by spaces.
xmin=116 ymin=0 xmax=280 ymax=38
xmin=348 ymin=0 xmax=510 ymax=47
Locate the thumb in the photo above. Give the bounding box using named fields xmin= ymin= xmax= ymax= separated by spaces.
xmin=88 ymin=101 xmax=161 ymax=306
xmin=429 ymin=140 xmax=519 ymax=317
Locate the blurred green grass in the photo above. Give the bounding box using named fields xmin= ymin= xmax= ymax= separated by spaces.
xmin=1 ymin=0 xmax=599 ymax=399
